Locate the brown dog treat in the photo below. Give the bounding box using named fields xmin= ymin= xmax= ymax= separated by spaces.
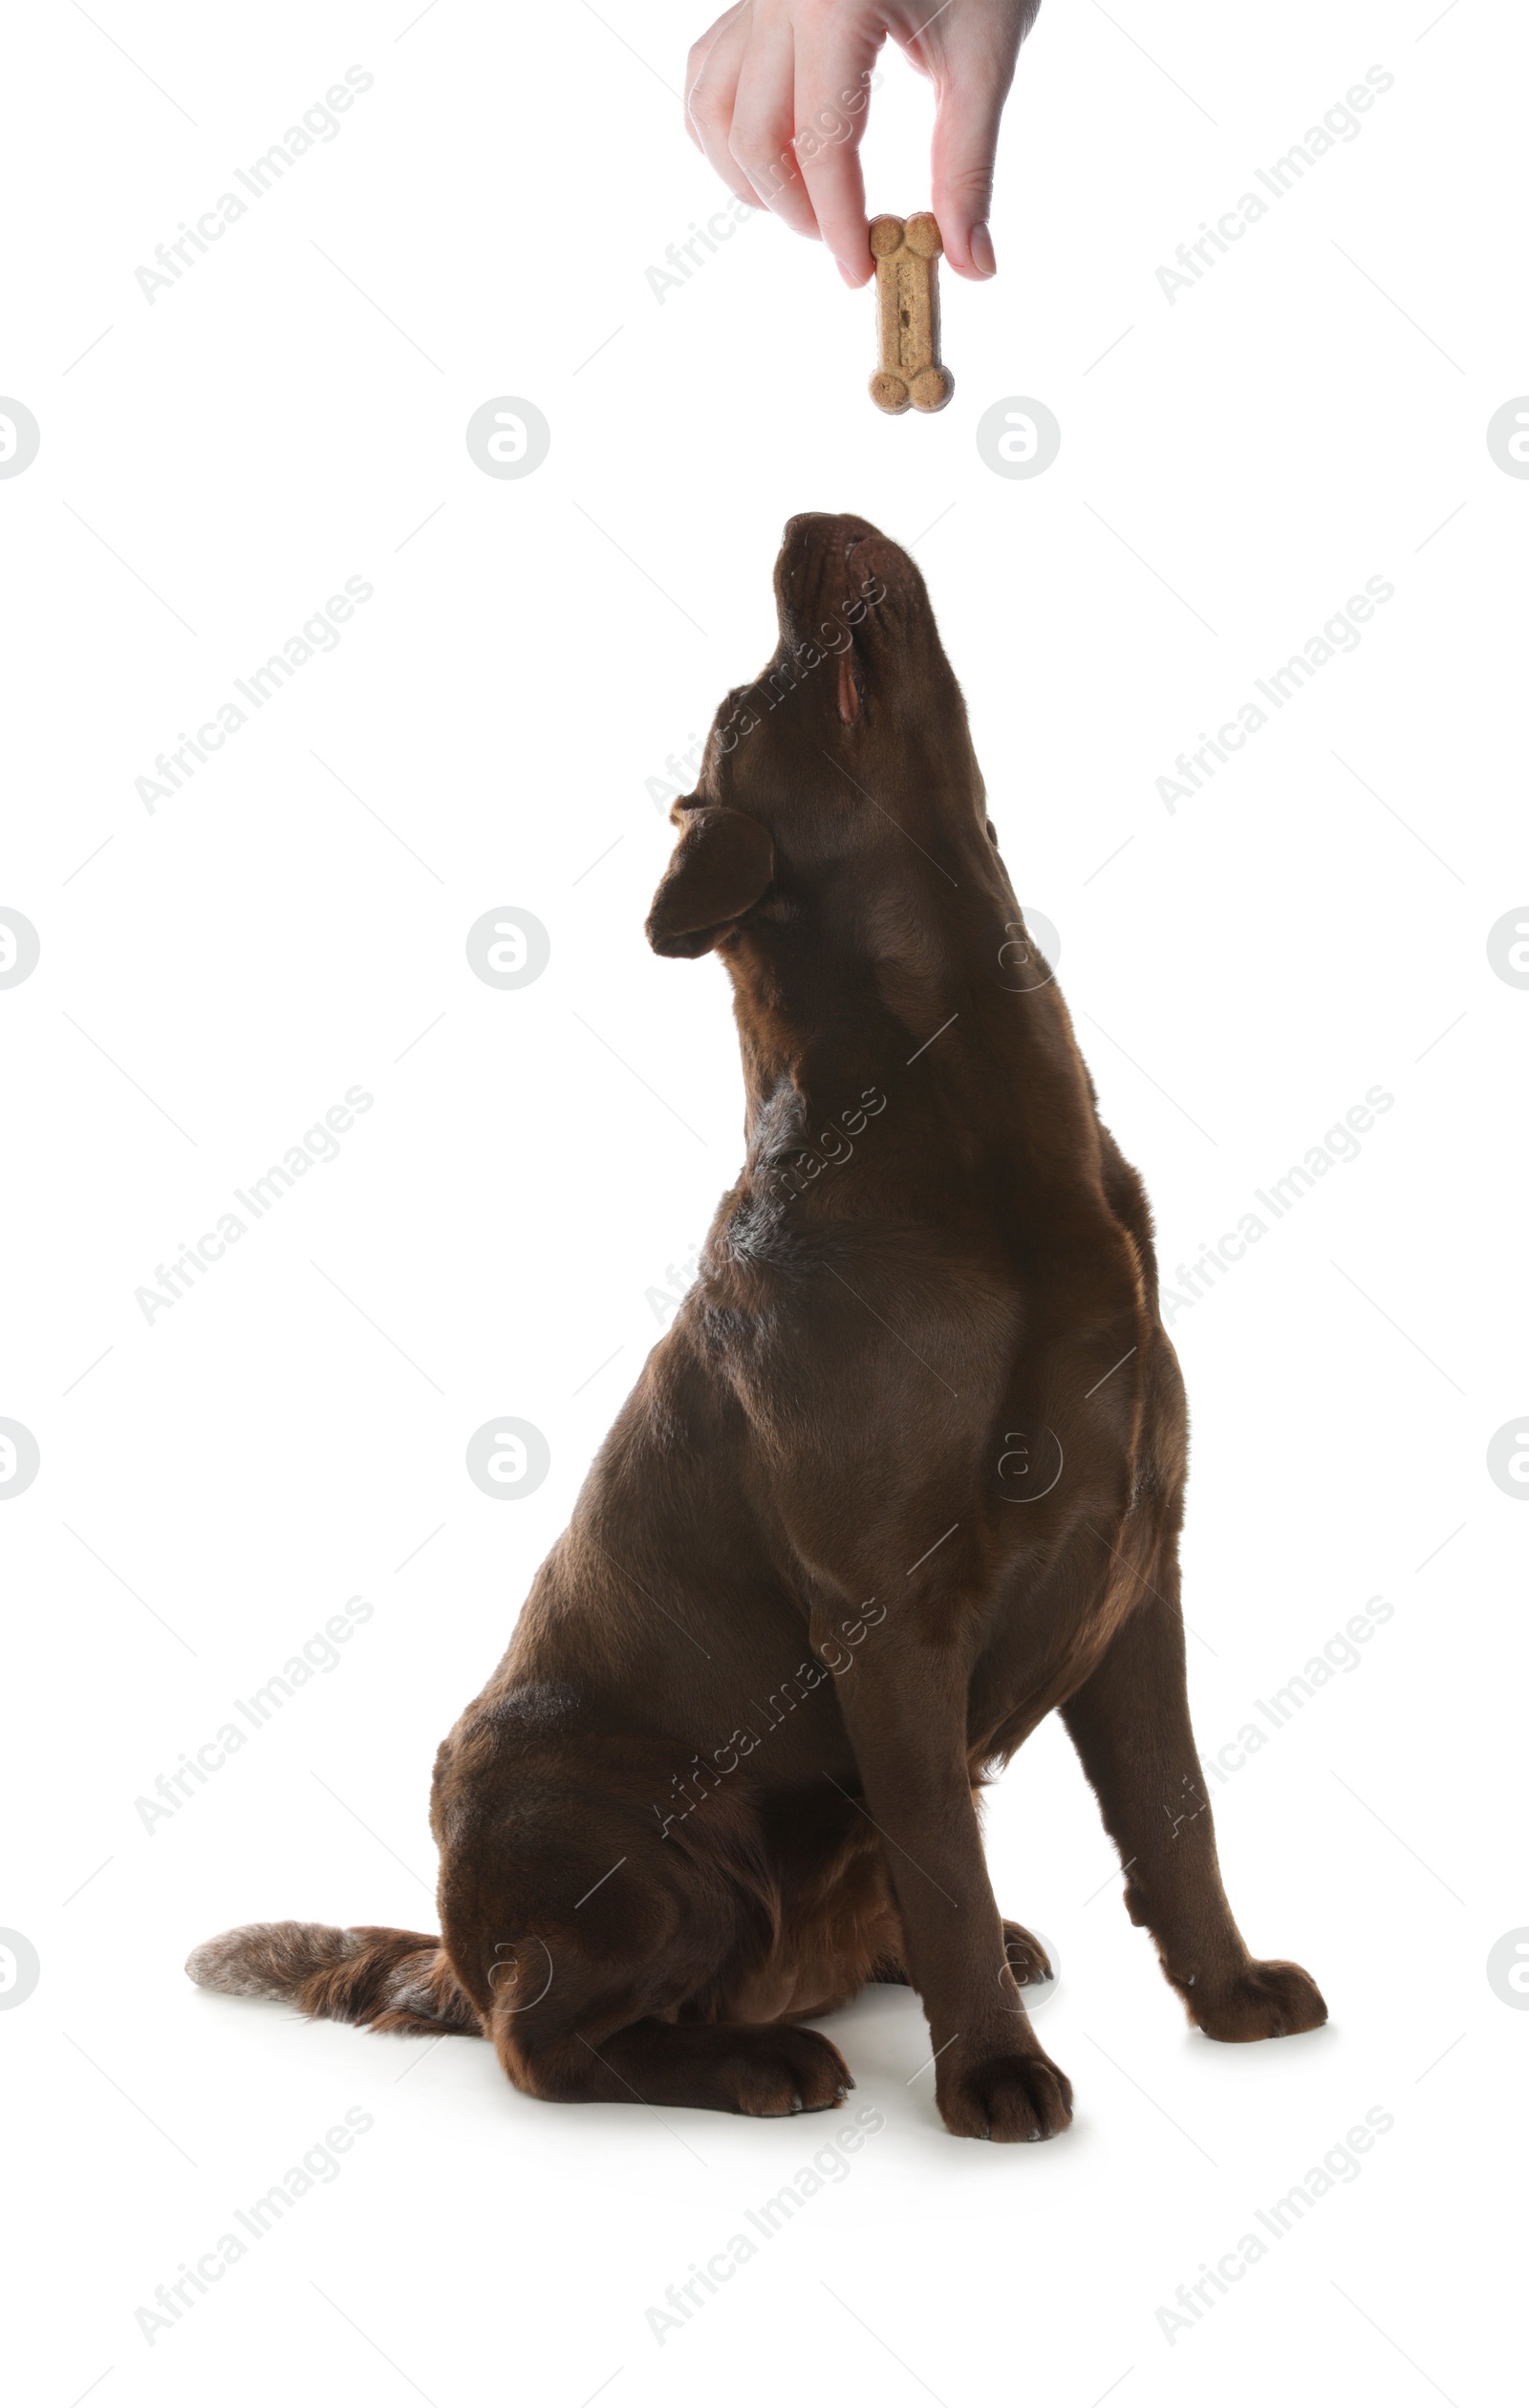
xmin=869 ymin=213 xmax=954 ymax=416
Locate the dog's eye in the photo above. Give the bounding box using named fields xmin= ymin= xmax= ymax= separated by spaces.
xmin=985 ymin=819 xmax=999 ymax=845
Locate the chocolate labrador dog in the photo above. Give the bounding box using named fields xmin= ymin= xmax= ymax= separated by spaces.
xmin=190 ymin=512 xmax=1325 ymax=2139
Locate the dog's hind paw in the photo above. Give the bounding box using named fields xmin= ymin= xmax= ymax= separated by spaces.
xmin=719 ymin=2025 xmax=854 ymax=2118
xmin=1001 ymin=1921 xmax=1053 ymax=1989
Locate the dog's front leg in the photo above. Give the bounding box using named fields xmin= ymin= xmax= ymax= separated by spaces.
xmin=829 ymin=1640 xmax=1073 ymax=2141
xmin=1062 ymin=1567 xmax=1328 ymax=2042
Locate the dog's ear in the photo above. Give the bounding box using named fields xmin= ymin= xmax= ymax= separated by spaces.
xmin=646 ymin=806 xmax=774 ymax=958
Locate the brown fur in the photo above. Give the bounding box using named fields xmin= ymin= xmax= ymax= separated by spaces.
xmin=189 ymin=514 xmax=1324 ymax=2138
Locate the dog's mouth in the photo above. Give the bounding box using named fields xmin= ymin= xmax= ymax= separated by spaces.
xmin=694 ymin=513 xmax=978 ymax=863
xmin=758 ymin=513 xmax=984 ymax=867
xmin=772 ymin=512 xmax=927 ymax=710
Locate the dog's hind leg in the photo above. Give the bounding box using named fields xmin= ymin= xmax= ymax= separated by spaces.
xmin=478 ymin=1894 xmax=856 ymax=2118
xmin=440 ymin=1732 xmax=854 ymax=2118
xmin=497 ymin=1997 xmax=854 ymax=2117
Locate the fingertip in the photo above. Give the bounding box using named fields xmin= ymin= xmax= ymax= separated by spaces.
xmin=943 ymin=225 xmax=997 ymax=280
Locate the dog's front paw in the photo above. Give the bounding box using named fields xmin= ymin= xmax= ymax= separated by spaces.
xmin=937 ymin=2047 xmax=1073 ymax=2142
xmin=1187 ymin=1958 xmax=1327 ymax=2043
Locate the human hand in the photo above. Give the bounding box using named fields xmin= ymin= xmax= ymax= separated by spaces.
xmin=684 ymin=0 xmax=1042 ymax=287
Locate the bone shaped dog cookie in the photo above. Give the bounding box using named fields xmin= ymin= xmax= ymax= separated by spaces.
xmin=868 ymin=213 xmax=954 ymax=416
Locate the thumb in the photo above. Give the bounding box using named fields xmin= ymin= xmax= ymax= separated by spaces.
xmin=927 ymin=35 xmax=1016 ymax=276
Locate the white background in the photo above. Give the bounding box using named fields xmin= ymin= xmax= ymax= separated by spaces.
xmin=2 ymin=1 xmax=1524 ymax=2401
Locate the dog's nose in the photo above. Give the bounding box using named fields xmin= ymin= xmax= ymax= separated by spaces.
xmin=777 ymin=514 xmax=918 ymax=615
xmin=781 ymin=511 xmax=876 ymax=567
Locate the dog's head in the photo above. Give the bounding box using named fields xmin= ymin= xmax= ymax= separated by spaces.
xmin=646 ymin=515 xmax=1005 ymax=985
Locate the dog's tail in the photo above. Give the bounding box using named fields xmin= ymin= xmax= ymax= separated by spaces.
xmin=185 ymin=1921 xmax=482 ymax=2037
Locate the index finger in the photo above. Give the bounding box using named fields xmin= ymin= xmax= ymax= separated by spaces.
xmin=792 ymin=31 xmax=882 ymax=283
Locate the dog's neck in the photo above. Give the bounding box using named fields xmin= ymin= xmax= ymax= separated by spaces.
xmin=725 ymin=905 xmax=1106 ymax=1209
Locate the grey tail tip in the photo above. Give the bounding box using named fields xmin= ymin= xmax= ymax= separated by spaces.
xmin=184 ymin=1920 xmax=358 ymax=2003
xmin=184 ymin=1918 xmax=480 ymax=2036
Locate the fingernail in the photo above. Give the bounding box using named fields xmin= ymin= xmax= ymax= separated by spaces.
xmin=836 ymin=256 xmax=862 ymax=289
xmin=970 ymin=222 xmax=997 ymax=277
